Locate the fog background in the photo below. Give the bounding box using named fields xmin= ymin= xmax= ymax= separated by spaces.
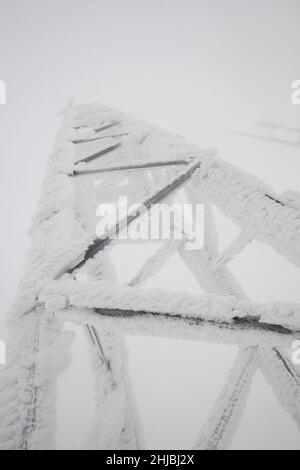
xmin=0 ymin=0 xmax=300 ymax=449
xmin=1 ymin=0 xmax=300 ymax=325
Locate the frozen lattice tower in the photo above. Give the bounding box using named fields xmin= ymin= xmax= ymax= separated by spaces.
xmin=1 ymin=102 xmax=300 ymax=450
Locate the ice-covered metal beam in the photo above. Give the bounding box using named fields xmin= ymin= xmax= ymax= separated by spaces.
xmin=75 ymin=142 xmax=122 ymax=164
xmin=39 ymin=279 xmax=300 ymax=332
xmin=55 ymin=151 xmax=216 ymax=277
xmin=196 ymin=156 xmax=300 ymax=267
xmin=71 ymin=132 xmax=128 ymax=144
xmin=194 ymin=346 xmax=258 ymax=450
xmin=73 ymin=120 xmax=120 ymax=132
xmin=71 ymin=160 xmax=189 ymax=176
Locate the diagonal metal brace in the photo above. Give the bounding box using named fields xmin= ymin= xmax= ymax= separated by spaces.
xmin=56 ymin=151 xmax=215 ymax=277
xmin=75 ymin=142 xmax=122 ymax=164
xmin=71 ymin=160 xmax=189 ymax=176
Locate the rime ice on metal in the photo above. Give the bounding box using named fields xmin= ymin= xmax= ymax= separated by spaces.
xmin=1 ymin=102 xmax=300 ymax=450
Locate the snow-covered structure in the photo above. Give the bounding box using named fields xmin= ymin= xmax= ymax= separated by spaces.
xmin=1 ymin=102 xmax=300 ymax=450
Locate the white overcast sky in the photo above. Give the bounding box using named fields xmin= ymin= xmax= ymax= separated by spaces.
xmin=0 ymin=0 xmax=300 ymax=326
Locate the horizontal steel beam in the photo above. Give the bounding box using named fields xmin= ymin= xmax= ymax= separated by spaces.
xmin=71 ymin=160 xmax=189 ymax=176
xmin=71 ymin=133 xmax=128 ymax=144
xmin=93 ymin=308 xmax=292 ymax=335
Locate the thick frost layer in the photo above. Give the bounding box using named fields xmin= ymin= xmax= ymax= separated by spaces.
xmin=0 ymin=107 xmax=89 ymax=450
xmin=2 ymin=101 xmax=300 ymax=450
xmin=196 ymin=156 xmax=300 ymax=267
xmin=195 ymin=346 xmax=258 ymax=450
xmin=39 ymin=279 xmax=300 ymax=331
xmin=57 ymin=307 xmax=295 ymax=350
